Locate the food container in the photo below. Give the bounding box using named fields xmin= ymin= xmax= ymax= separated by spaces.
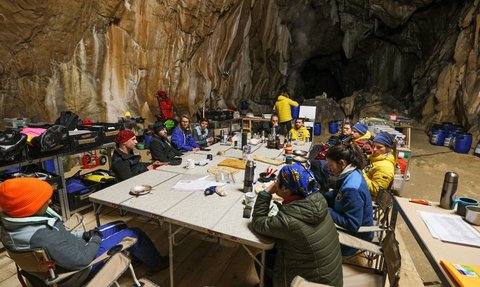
xmin=465 ymin=205 xmax=480 ymax=225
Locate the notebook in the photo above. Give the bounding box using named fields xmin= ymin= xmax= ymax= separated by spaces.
xmin=441 ymin=260 xmax=480 ymax=287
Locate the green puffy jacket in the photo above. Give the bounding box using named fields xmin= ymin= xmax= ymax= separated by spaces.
xmin=252 ymin=191 xmax=343 ymax=287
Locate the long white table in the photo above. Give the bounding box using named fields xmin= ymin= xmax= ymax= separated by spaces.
xmin=392 ymin=197 xmax=480 ymax=286
xmin=90 ymin=141 xmax=312 ymax=287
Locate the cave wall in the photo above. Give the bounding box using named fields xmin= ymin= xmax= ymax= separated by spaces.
xmin=0 ymin=0 xmax=479 ymax=135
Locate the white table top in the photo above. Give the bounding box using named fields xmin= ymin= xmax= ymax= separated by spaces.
xmin=394 ymin=197 xmax=480 ymax=285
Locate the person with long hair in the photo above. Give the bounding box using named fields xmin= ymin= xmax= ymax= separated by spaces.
xmin=171 ymin=115 xmax=200 ymax=152
xmin=252 ymin=162 xmax=343 ymax=287
xmin=363 ymin=131 xmax=397 ymax=200
xmin=324 ymin=143 xmax=374 ymax=256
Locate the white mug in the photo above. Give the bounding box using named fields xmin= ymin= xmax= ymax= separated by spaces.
xmin=185 ymin=159 xmax=195 ymax=169
xmin=244 ymin=191 xmax=257 ymax=207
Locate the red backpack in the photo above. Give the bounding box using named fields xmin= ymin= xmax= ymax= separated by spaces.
xmin=155 ymin=90 xmax=174 ymax=120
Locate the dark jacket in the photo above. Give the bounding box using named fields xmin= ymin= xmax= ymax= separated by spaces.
xmin=149 ymin=135 xmax=183 ymax=164
xmin=171 ymin=127 xmax=199 ymax=152
xmin=0 ymin=208 xmax=101 ymax=286
xmin=324 ymin=169 xmax=374 ymax=256
xmin=257 ymin=122 xmax=285 ymax=137
xmin=111 ymin=149 xmax=148 ymax=182
xmin=252 ymin=191 xmax=343 ymax=287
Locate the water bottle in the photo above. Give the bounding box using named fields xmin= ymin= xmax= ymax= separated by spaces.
xmin=243 ymin=160 xmax=255 ymax=193
xmin=439 ymin=172 xmax=458 ymax=209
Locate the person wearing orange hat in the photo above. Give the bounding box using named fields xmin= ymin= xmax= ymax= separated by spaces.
xmin=111 ymin=129 xmax=161 ymax=182
xmin=0 ymin=178 xmax=168 ymax=286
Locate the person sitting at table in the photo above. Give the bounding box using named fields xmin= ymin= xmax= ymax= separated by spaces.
xmin=351 ymin=123 xmax=374 ymax=154
xmin=324 ymin=143 xmax=374 ymax=256
xmin=289 ymin=118 xmax=310 ymax=141
xmin=363 ymin=131 xmax=397 ymax=200
xmin=0 ymin=178 xmax=168 ymax=286
xmin=338 ymin=121 xmax=353 ymax=142
xmin=111 ymin=130 xmax=161 ymax=182
xmin=171 ymin=115 xmax=200 ymax=152
xmin=149 ymin=122 xmax=183 ymax=165
xmin=192 ymin=118 xmax=214 ymax=147
xmin=252 ymin=162 xmax=343 ymax=287
xmin=257 ymin=114 xmax=285 ymax=136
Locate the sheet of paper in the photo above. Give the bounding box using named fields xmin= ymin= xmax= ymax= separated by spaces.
xmin=172 ymin=175 xmax=227 ymax=191
xmin=419 ymin=211 xmax=480 ymax=247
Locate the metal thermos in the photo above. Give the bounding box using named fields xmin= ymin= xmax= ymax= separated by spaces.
xmin=439 ymin=172 xmax=458 ymax=209
xmin=242 ymin=133 xmax=248 ymax=147
xmin=243 ymin=160 xmax=255 ymax=193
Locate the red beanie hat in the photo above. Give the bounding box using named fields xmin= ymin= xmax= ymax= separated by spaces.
xmin=0 ymin=178 xmax=53 ymax=218
xmin=115 ymin=130 xmax=135 ymax=144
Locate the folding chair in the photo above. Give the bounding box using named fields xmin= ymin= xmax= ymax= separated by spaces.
xmin=6 ymin=214 xmax=158 ymax=287
xmin=291 ymin=229 xmax=401 ymax=287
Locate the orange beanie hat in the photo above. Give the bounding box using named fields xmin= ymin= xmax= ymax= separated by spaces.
xmin=0 ymin=178 xmax=53 ymax=218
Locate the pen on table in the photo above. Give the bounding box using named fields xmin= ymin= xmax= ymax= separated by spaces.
xmin=409 ymin=198 xmax=431 ymax=205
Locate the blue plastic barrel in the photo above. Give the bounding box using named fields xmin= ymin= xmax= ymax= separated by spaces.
xmin=454 ymin=133 xmax=473 ymax=154
xmin=443 ymin=131 xmax=455 ymax=147
xmin=240 ymin=100 xmax=248 ymax=110
xmin=474 ymin=140 xmax=480 ymax=157
xmin=314 ymin=123 xmax=321 ymax=136
xmin=45 ymin=159 xmax=56 ymax=173
xmin=430 ymin=129 xmax=445 ymax=146
xmin=442 ymin=122 xmax=454 ymax=133
xmin=328 ymin=121 xmax=339 ymax=134
xmin=291 ymin=106 xmax=300 ymax=119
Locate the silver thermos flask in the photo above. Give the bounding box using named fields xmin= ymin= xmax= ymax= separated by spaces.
xmin=439 ymin=172 xmax=458 ymax=209
xmin=243 ymin=160 xmax=255 ymax=193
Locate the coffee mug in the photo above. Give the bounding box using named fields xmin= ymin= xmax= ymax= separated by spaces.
xmin=244 ymin=191 xmax=257 ymax=207
xmin=185 ymin=159 xmax=195 ymax=169
xmin=451 ymin=197 xmax=479 ymax=216
xmin=465 ymin=206 xmax=480 ymax=225
xmin=207 ymin=154 xmax=213 ymax=160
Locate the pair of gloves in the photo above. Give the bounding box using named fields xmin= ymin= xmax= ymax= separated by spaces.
xmin=82 ymin=227 xmax=102 ymax=241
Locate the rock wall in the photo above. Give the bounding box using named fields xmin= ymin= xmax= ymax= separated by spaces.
xmin=0 ymin=0 xmax=479 ymax=137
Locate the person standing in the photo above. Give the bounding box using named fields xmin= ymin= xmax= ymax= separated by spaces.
xmin=171 ymin=115 xmax=200 ymax=152
xmin=252 ymin=163 xmax=343 ymax=287
xmin=111 ymin=130 xmax=161 ymax=182
xmin=274 ymin=92 xmax=299 ymax=133
xmin=192 ymin=118 xmax=214 ymax=147
xmin=149 ymin=122 xmax=183 ymax=165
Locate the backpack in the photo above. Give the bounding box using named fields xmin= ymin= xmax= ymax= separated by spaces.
xmin=30 ymin=125 xmax=68 ymax=151
xmin=55 ymin=111 xmax=79 ymax=131
xmin=0 ymin=131 xmax=27 ymax=161
xmin=155 ymin=90 xmax=174 ymax=120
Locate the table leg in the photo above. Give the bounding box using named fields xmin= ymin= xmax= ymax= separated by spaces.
xmin=260 ymin=250 xmax=266 ymax=287
xmin=169 ymin=222 xmax=174 ymax=287
xmin=93 ymin=203 xmax=102 ymax=227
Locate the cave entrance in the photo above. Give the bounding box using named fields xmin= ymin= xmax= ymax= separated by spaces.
xmin=301 ymin=61 xmax=344 ymax=100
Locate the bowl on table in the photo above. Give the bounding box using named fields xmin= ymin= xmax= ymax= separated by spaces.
xmin=293 ymin=150 xmax=308 ymax=156
xmin=293 ymin=156 xmax=308 ymax=163
xmin=259 ymin=172 xmax=276 ymax=183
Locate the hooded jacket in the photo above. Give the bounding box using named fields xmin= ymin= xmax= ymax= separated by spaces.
xmin=289 ymin=126 xmax=310 ymax=141
xmin=353 ymin=131 xmax=374 ymax=154
xmin=149 ymin=135 xmax=183 ymax=163
xmin=171 ymin=127 xmax=199 ymax=152
xmin=0 ymin=208 xmax=101 ymax=286
xmin=252 ymin=191 xmax=343 ymax=287
xmin=363 ymin=152 xmax=396 ymax=200
xmin=274 ymin=96 xmax=299 ymax=123
xmin=324 ymin=168 xmax=374 ymax=256
xmin=111 ymin=149 xmax=148 ymax=182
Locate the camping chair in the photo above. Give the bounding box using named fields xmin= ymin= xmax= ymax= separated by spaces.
xmin=6 ymin=214 xmax=158 ymax=287
xmin=291 ymin=229 xmax=401 ymax=287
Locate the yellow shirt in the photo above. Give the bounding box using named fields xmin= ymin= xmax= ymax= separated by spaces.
xmin=289 ymin=126 xmax=310 ymax=141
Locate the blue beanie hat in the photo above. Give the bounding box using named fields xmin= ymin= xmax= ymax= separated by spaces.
xmin=373 ymin=131 xmax=394 ymax=148
xmin=278 ymin=163 xmax=319 ymax=197
xmin=352 ymin=123 xmax=368 ymax=135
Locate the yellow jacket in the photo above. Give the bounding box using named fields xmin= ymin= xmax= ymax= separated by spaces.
xmin=275 ymin=95 xmax=299 ymax=123
xmin=363 ymin=152 xmax=396 ymax=200
xmin=289 ymin=126 xmax=310 ymax=141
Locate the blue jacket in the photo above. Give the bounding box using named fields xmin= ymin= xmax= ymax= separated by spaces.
xmin=171 ymin=127 xmax=199 ymax=152
xmin=324 ymin=169 xmax=374 ymax=256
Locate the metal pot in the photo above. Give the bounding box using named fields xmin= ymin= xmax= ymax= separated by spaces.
xmin=465 ymin=205 xmax=480 ymax=225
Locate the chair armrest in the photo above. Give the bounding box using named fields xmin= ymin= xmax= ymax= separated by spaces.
xmin=357 ymin=225 xmax=385 ymax=233
xmin=85 ymin=253 xmax=131 ymax=287
xmin=64 ymin=213 xmax=85 ymax=232
xmin=337 ymin=231 xmax=382 ymax=255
